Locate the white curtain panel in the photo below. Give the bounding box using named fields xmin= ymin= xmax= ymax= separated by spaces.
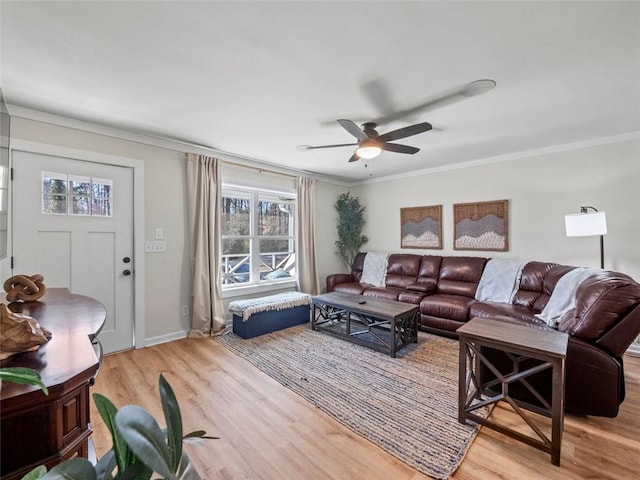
xmin=296 ymin=176 xmax=320 ymax=295
xmin=185 ymin=153 xmax=227 ymax=336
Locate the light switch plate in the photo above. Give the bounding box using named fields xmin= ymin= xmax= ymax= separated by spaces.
xmin=145 ymin=240 xmax=166 ymax=253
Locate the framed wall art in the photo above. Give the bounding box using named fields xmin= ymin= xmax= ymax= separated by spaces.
xmin=453 ymin=199 xmax=508 ymax=251
xmin=400 ymin=204 xmax=442 ymax=249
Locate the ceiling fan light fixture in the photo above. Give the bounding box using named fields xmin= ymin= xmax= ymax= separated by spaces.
xmin=356 ymin=139 xmax=382 ymax=159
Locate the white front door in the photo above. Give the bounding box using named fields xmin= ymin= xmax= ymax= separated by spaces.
xmin=12 ymin=150 xmax=135 ymax=353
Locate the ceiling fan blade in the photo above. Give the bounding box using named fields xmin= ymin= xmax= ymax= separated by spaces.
xmin=297 ymin=142 xmax=358 ymax=151
xmin=348 ymin=152 xmax=360 ymax=163
xmin=337 ymin=119 xmax=368 ymax=141
xmin=372 ymin=93 xmax=460 ymax=124
xmin=378 ymin=122 xmax=432 ymax=142
xmin=370 ymin=79 xmax=496 ymax=125
xmin=362 ymin=78 xmax=395 ymax=117
xmin=382 ymin=143 xmax=420 ymax=154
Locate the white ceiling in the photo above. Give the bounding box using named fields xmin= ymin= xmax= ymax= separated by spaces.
xmin=1 ymin=1 xmax=639 ymax=182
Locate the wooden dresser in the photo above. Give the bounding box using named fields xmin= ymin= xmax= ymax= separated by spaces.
xmin=0 ymin=288 xmax=106 ymax=479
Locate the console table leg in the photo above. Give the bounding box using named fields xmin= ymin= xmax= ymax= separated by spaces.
xmin=458 ymin=338 xmax=468 ymax=424
xmin=551 ymin=357 xmax=565 ymax=466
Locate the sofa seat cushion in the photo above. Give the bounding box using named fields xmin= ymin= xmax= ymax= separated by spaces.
xmin=333 ymin=282 xmax=368 ymax=295
xmin=420 ymin=294 xmax=475 ymax=321
xmin=363 ymin=286 xmax=404 ymax=301
xmin=398 ymin=290 xmax=426 ymax=305
xmin=470 ymin=301 xmax=538 ymax=323
xmin=419 ymin=314 xmax=465 ymax=338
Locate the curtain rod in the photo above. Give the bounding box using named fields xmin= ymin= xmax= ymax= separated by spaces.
xmin=185 ymin=153 xmax=299 ymax=179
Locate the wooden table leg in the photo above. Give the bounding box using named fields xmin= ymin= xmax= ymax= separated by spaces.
xmin=551 ymin=357 xmax=565 ymax=466
xmin=458 ymin=336 xmax=468 ymax=424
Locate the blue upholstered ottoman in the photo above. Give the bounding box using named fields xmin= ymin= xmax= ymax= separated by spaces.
xmin=229 ymin=292 xmax=311 ymax=339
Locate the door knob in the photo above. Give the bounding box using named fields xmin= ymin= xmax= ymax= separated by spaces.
xmin=123 ymin=257 xmax=131 ymax=263
xmin=123 ymin=269 xmax=132 ymax=276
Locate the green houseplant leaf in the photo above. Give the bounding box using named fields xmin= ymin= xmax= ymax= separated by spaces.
xmin=93 ymin=393 xmax=133 ymax=474
xmin=21 ymin=375 xmax=215 ymax=480
xmin=115 ymin=405 xmax=175 ymax=480
xmin=41 ymin=458 xmax=97 ymax=480
xmin=21 ymin=466 xmax=47 ymax=480
xmin=159 ymin=374 xmax=183 ymax=472
xmin=94 ymin=450 xmax=116 ymax=480
xmin=0 ymin=367 xmax=48 ymax=395
xmin=183 ymin=430 xmax=220 ymax=443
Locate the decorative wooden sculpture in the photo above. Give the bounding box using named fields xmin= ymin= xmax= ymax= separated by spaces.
xmin=0 ymin=303 xmax=52 ymax=360
xmin=3 ymin=273 xmax=47 ymax=302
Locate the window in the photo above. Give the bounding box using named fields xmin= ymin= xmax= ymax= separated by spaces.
xmin=221 ymin=186 xmax=296 ymax=288
xmin=42 ymin=172 xmax=113 ymax=216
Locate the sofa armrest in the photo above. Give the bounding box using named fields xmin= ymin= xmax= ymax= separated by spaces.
xmin=326 ymin=273 xmax=356 ymax=293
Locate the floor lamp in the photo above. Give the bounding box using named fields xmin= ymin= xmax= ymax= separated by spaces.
xmin=564 ymin=206 xmax=608 ymax=269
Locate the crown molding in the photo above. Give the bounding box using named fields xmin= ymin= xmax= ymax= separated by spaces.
xmin=5 ymin=104 xmax=350 ymax=186
xmin=351 ymin=131 xmax=640 ymax=187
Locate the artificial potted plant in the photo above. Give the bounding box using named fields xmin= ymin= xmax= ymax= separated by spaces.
xmin=22 ymin=374 xmax=216 ymax=480
xmin=334 ymin=192 xmax=368 ymax=270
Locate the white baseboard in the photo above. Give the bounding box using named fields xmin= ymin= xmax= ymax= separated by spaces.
xmin=144 ymin=330 xmax=189 ymax=348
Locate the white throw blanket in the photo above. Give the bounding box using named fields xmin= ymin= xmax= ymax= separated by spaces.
xmin=228 ymin=291 xmax=312 ymax=321
xmin=360 ymin=252 xmax=389 ymax=287
xmin=535 ymin=267 xmax=600 ymax=327
xmin=475 ymin=258 xmax=527 ymax=303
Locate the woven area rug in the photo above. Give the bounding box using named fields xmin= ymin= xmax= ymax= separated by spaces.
xmin=216 ymin=325 xmax=486 ymax=480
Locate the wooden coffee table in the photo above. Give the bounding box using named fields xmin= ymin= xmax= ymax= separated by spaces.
xmin=311 ymin=292 xmax=418 ymax=357
xmin=457 ymin=317 xmax=568 ymax=466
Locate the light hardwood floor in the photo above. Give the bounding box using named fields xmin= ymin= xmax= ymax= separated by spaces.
xmin=91 ymin=337 xmax=640 ymax=479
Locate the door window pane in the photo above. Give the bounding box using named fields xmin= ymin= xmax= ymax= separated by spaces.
xmin=42 ymin=172 xmax=68 ymax=195
xmin=69 ymin=175 xmax=91 ymax=215
xmin=42 ymin=194 xmax=67 ymax=214
xmin=91 ymin=178 xmax=113 ymax=217
xmin=41 ymin=172 xmax=114 ymax=217
xmin=71 ymin=195 xmax=90 ymax=215
xmin=92 ymin=198 xmax=113 ymax=216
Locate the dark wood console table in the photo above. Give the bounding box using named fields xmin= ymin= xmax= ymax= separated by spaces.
xmin=457 ymin=317 xmax=568 ymax=466
xmin=0 ymin=288 xmax=106 ymax=479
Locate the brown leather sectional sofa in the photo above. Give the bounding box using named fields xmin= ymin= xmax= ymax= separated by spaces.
xmin=326 ymin=252 xmax=640 ymax=417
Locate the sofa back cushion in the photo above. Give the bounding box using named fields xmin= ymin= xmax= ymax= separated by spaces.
xmin=406 ymin=255 xmax=443 ymax=291
xmin=351 ymin=252 xmax=366 ymax=282
xmin=512 ymin=262 xmax=576 ymax=313
xmin=558 ymin=272 xmax=640 ymax=342
xmin=536 ymin=265 xmax=576 ymax=312
xmin=385 ymin=254 xmax=421 ymax=288
xmin=437 ymin=256 xmax=487 ymax=297
xmin=512 ymin=261 xmax=556 ymax=310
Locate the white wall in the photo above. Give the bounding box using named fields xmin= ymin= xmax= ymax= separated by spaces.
xmin=350 ymin=138 xmax=640 ymax=280
xmin=315 ymin=180 xmax=349 ymax=288
xmin=5 ymin=115 xmax=349 ymax=344
xmin=8 ymin=117 xmax=193 ymax=343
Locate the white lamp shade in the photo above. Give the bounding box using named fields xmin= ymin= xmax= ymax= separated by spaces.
xmin=565 ymin=211 xmax=607 ymax=237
